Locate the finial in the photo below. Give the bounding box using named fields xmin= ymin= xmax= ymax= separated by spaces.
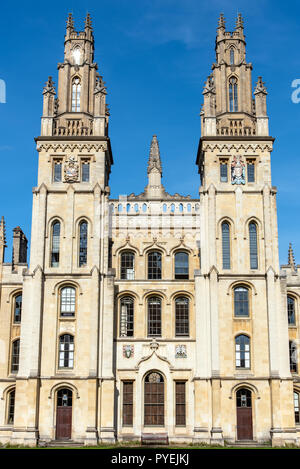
xmin=0 ymin=216 xmax=6 ymax=247
xmin=235 ymin=13 xmax=244 ymax=30
xmin=85 ymin=12 xmax=93 ymax=30
xmin=43 ymin=76 xmax=56 ymax=95
xmin=217 ymin=13 xmax=225 ymax=29
xmin=66 ymin=13 xmax=74 ymax=31
xmin=254 ymin=76 xmax=267 ymax=95
xmin=148 ymin=135 xmax=162 ymax=174
xmin=288 ymin=243 xmax=296 ymax=270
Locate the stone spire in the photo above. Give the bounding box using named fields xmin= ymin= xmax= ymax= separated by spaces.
xmin=288 ymin=243 xmax=296 ymax=271
xmin=85 ymin=12 xmax=93 ymax=30
xmin=0 ymin=216 xmax=6 ymax=264
xmin=147 ymin=135 xmax=162 ymax=175
xmin=235 ymin=13 xmax=244 ymax=30
xmin=145 ymin=135 xmax=164 ymax=199
xmin=66 ymin=13 xmax=74 ymax=35
xmin=217 ymin=13 xmax=225 ymax=30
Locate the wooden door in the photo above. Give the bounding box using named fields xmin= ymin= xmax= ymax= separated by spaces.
xmin=236 ymin=389 xmax=253 ymax=440
xmin=56 ymin=389 xmax=72 ymax=440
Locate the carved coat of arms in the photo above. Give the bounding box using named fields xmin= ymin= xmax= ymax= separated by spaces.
xmin=175 ymin=344 xmax=187 ymax=358
xmin=123 ymin=345 xmax=134 ymax=358
xmin=231 ymin=155 xmax=245 ymax=185
xmin=64 ymin=155 xmax=79 ymax=183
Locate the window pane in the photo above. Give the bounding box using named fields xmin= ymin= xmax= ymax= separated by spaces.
xmin=7 ymin=390 xmax=15 ymax=424
xmin=82 ymin=162 xmax=90 ymax=182
xmin=14 ymin=294 xmax=22 ymax=323
xmin=175 ymin=297 xmax=189 ymax=336
xmin=51 ymin=222 xmax=60 ymax=267
xmin=247 ymin=163 xmax=255 ymax=182
xmin=235 ymin=335 xmax=250 ymax=369
xmin=121 ymin=252 xmax=135 ymax=280
xmin=220 ymin=163 xmax=228 ymax=182
xmin=234 ymin=287 xmax=249 ymax=317
xmin=288 ymin=297 xmax=296 ymax=325
xmin=148 ymin=252 xmax=162 ymax=280
xmin=120 ymin=297 xmax=134 ymax=337
xmin=60 ymin=287 xmax=76 ymax=317
xmin=11 ymin=340 xmax=20 ymax=373
xmin=222 ymin=222 xmax=230 ymax=269
xmin=148 ymin=297 xmax=161 ymax=337
xmin=59 ymin=335 xmax=74 ymax=369
xmin=54 ymin=161 xmax=62 ymax=182
xmin=79 ymin=222 xmax=88 ymax=267
xmin=249 ymin=223 xmax=258 ymax=269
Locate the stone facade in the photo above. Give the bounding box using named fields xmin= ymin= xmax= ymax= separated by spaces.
xmin=0 ymin=13 xmax=299 ymax=447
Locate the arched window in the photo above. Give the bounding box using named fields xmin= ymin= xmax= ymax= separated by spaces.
xmin=72 ymin=77 xmax=81 ymax=112
xmin=222 ymin=222 xmax=231 ymax=269
xmin=175 ymin=297 xmax=189 ymax=337
xmin=120 ymin=296 xmax=134 ymax=337
xmin=120 ymin=251 xmax=135 ymax=280
xmin=294 ymin=391 xmax=300 ymax=424
xmin=175 ymin=252 xmax=189 ymax=279
xmin=51 ymin=221 xmax=60 ymax=267
xmin=60 ymin=286 xmax=76 ymax=317
xmin=148 ymin=251 xmax=162 ymax=280
xmin=148 ymin=297 xmax=162 ymax=337
xmin=11 ymin=339 xmax=20 ymax=373
xmin=13 ymin=293 xmax=22 ymax=323
xmin=249 ymin=222 xmax=258 ymax=269
xmin=236 ymin=388 xmax=252 ymax=407
xmin=7 ymin=389 xmax=15 ymax=424
xmin=288 ymin=296 xmax=296 ymax=325
xmin=144 ymin=372 xmax=164 ymax=426
xmin=59 ymin=335 xmax=74 ymax=369
xmin=229 ymin=77 xmax=238 ymax=112
xmin=79 ymin=221 xmax=88 ymax=267
xmin=230 ymin=48 xmax=235 ymax=65
xmin=290 ymin=341 xmax=298 ymax=373
xmin=235 ymin=335 xmax=250 ymax=368
xmin=234 ymin=286 xmax=249 ymax=317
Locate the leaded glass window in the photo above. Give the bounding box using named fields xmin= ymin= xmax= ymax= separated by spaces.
xmin=222 ymin=222 xmax=231 ymax=269
xmin=7 ymin=389 xmax=15 ymax=424
xmin=288 ymin=296 xmax=296 ymax=325
xmin=175 ymin=252 xmax=189 ymax=279
xmin=120 ymin=296 xmax=134 ymax=337
xmin=120 ymin=252 xmax=135 ymax=280
xmin=290 ymin=341 xmax=298 ymax=373
xmin=230 ymin=48 xmax=235 ymax=65
xmin=79 ymin=221 xmax=88 ymax=267
xmin=53 ymin=160 xmax=62 ymax=182
xmin=234 ymin=286 xmax=249 ymax=317
xmin=148 ymin=252 xmax=162 ymax=280
xmin=148 ymin=297 xmax=162 ymax=337
xmin=72 ymin=78 xmax=81 ymax=112
xmin=81 ymin=161 xmax=90 ymax=182
xmin=51 ymin=221 xmax=60 ymax=267
xmin=229 ymin=77 xmax=238 ymax=112
xmin=11 ymin=339 xmax=20 ymax=373
xmin=60 ymin=287 xmax=76 ymax=317
xmin=59 ymin=335 xmax=74 ymax=369
xmin=235 ymin=335 xmax=250 ymax=369
xmin=247 ymin=162 xmax=255 ymax=182
xmin=249 ymin=222 xmax=258 ymax=269
xmin=294 ymin=392 xmax=300 ymax=424
xmin=14 ymin=294 xmax=22 ymax=323
xmin=175 ymin=297 xmax=189 ymax=337
xmin=220 ymin=162 xmax=228 ymax=182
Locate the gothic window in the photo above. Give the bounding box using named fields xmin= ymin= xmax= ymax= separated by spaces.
xmin=81 ymin=160 xmax=90 ymax=182
xmin=175 ymin=297 xmax=189 ymax=337
xmin=123 ymin=381 xmax=133 ymax=426
xmin=120 ymin=251 xmax=135 ymax=280
xmin=175 ymin=252 xmax=189 ymax=279
xmin=148 ymin=296 xmax=162 ymax=337
xmin=57 ymin=388 xmax=72 ymax=406
xmin=229 ymin=77 xmax=238 ymax=112
xmin=288 ymin=296 xmax=296 ymax=325
xmin=294 ymin=391 xmax=300 ymax=424
xmin=148 ymin=251 xmax=162 ymax=280
xmin=247 ymin=161 xmax=255 ymax=182
xmin=13 ymin=293 xmax=22 ymax=323
xmin=290 ymin=341 xmax=298 ymax=373
xmin=144 ymin=372 xmax=164 ymax=426
xmin=51 ymin=221 xmax=60 ymax=267
xmin=120 ymin=296 xmax=134 ymax=337
xmin=72 ymin=47 xmax=81 ymax=65
xmin=175 ymin=382 xmax=186 ymax=426
xmin=249 ymin=222 xmax=258 ymax=269
xmin=234 ymin=286 xmax=249 ymax=317
xmin=236 ymin=388 xmax=252 ymax=407
xmin=72 ymin=77 xmax=81 ymax=112
xmin=220 ymin=161 xmax=228 ymax=182
xmin=222 ymin=222 xmax=231 ymax=269
xmin=7 ymin=389 xmax=15 ymax=424
xmin=11 ymin=339 xmax=20 ymax=373
xmin=53 ymin=160 xmax=62 ymax=182
xmin=59 ymin=334 xmax=74 ymax=369
xmin=235 ymin=335 xmax=250 ymax=369
xmin=79 ymin=221 xmax=88 ymax=267
xmin=230 ymin=48 xmax=235 ymax=65
xmin=60 ymin=286 xmax=76 ymax=317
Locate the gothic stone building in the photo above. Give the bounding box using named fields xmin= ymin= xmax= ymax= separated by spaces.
xmin=0 ymin=13 xmax=300 ymax=447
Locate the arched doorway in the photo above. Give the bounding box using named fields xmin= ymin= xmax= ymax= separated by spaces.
xmin=144 ymin=372 xmax=164 ymax=426
xmin=236 ymin=388 xmax=253 ymax=440
xmin=56 ymin=388 xmax=72 ymax=440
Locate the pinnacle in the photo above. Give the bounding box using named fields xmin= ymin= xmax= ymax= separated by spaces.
xmin=218 ymin=13 xmax=225 ymax=29
xmin=288 ymin=243 xmax=296 ymax=270
xmin=0 ymin=216 xmax=6 ymax=246
xmin=85 ymin=12 xmax=93 ymax=29
xmin=235 ymin=13 xmax=244 ymax=29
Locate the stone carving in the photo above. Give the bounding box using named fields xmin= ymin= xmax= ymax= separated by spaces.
xmin=231 ymin=155 xmax=245 ymax=185
xmin=148 ymin=372 xmax=161 ymax=383
xmin=64 ymin=155 xmax=79 ymax=183
xmin=123 ymin=345 xmax=134 ymax=358
xmin=175 ymin=344 xmax=187 ymax=358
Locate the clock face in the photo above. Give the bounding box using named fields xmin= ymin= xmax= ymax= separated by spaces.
xmin=72 ymin=48 xmax=81 ymax=65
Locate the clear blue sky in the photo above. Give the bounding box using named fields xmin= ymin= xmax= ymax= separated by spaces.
xmin=0 ymin=0 xmax=299 ymax=265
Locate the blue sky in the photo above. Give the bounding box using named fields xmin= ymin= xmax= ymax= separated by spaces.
xmin=0 ymin=0 xmax=299 ymax=265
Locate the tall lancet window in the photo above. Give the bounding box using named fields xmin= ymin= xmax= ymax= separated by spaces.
xmin=51 ymin=221 xmax=60 ymax=267
xmin=230 ymin=48 xmax=235 ymax=65
xmin=79 ymin=221 xmax=88 ymax=267
xmin=72 ymin=77 xmax=81 ymax=112
xmin=229 ymin=77 xmax=238 ymax=112
xmin=249 ymin=222 xmax=258 ymax=269
xmin=222 ymin=222 xmax=231 ymax=269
